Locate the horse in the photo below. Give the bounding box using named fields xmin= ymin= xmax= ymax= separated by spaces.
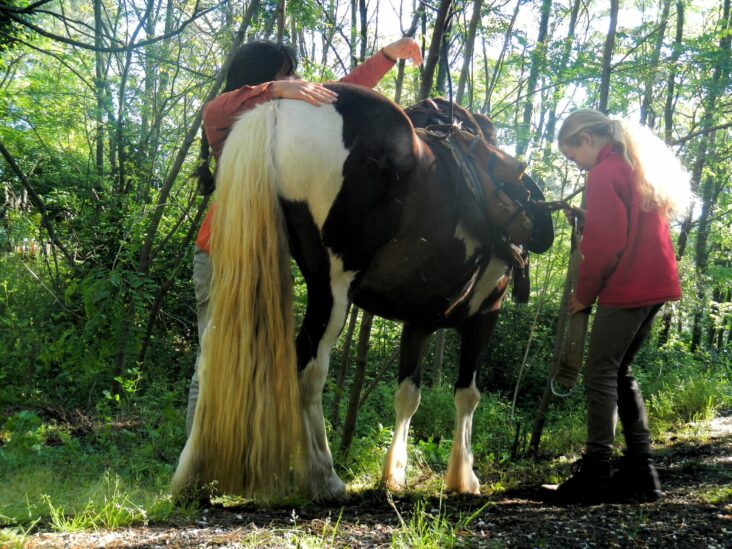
xmin=172 ymin=83 xmax=554 ymax=502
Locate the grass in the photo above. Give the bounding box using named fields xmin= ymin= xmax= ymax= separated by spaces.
xmin=0 ymin=400 xmax=193 ymax=532
xmin=0 ymin=349 xmax=729 ymax=544
xmin=696 ymin=484 xmax=732 ymax=505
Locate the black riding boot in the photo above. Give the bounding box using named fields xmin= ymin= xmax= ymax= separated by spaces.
xmin=543 ymin=454 xmax=613 ymax=505
xmin=611 ymin=451 xmax=662 ymax=502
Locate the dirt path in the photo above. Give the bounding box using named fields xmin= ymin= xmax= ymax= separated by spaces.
xmin=27 ymin=418 xmax=731 ymax=548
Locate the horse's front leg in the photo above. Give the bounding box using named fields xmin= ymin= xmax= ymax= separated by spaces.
xmin=297 ymin=253 xmax=355 ymax=502
xmin=382 ymin=322 xmax=430 ymax=491
xmin=446 ymin=311 xmax=500 ymax=494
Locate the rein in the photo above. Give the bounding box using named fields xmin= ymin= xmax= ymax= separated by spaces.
xmin=536 ymin=185 xmax=586 ymax=212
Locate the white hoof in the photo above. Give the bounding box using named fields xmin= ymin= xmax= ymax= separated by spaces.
xmin=445 ymin=471 xmax=481 ymax=495
xmin=383 ymin=473 xmax=407 ymax=492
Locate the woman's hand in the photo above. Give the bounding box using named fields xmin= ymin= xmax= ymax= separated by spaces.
xmin=382 ymin=37 xmax=423 ymax=66
xmin=270 ymin=80 xmax=338 ymax=106
xmin=568 ymin=292 xmax=589 ymax=315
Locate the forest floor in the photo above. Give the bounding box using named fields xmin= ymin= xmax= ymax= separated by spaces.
xmin=24 ymin=416 xmax=732 ymax=548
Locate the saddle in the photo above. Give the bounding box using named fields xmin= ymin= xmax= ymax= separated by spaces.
xmin=404 ymin=99 xmax=535 ymax=249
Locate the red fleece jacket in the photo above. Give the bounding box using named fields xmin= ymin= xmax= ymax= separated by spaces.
xmin=196 ymin=51 xmax=395 ymax=253
xmin=576 ymin=144 xmax=681 ymax=308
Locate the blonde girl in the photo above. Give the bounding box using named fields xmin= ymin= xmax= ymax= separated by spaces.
xmin=544 ymin=109 xmax=691 ymax=504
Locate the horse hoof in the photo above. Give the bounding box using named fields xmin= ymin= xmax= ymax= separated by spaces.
xmin=310 ymin=476 xmax=348 ymax=503
xmin=445 ymin=474 xmax=481 ymax=495
xmin=383 ymin=477 xmax=407 ymax=492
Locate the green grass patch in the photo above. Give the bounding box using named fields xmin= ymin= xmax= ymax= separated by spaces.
xmin=696 ymin=484 xmax=732 ymax=505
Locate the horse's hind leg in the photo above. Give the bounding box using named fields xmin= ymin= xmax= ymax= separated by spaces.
xmin=296 ymin=252 xmax=355 ymax=502
xmin=383 ymin=322 xmax=430 ymax=491
xmin=446 ymin=311 xmax=499 ymax=494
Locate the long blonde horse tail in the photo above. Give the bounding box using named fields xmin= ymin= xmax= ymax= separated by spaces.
xmin=173 ymin=102 xmax=301 ymax=500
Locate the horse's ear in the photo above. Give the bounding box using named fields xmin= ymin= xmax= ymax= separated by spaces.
xmin=472 ymin=113 xmax=497 ymax=146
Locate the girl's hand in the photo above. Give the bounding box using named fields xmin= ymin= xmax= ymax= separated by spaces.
xmin=382 ymin=37 xmax=423 ymax=66
xmin=563 ymin=205 xmax=586 ymax=229
xmin=568 ymin=292 xmax=588 ymax=315
xmin=270 ymin=80 xmax=338 ymax=106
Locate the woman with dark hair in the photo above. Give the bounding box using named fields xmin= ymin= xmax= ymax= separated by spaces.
xmin=187 ymin=38 xmax=422 ymax=433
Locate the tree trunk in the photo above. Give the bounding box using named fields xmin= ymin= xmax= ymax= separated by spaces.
xmin=485 ymin=0 xmax=521 ymax=112
xmin=419 ymin=0 xmax=453 ymax=100
xmin=658 ymin=0 xmax=691 ymax=346
xmin=124 ymin=1 xmax=262 ymax=376
xmin=138 ymin=0 xmax=261 ymax=274
xmin=663 ymin=1 xmax=685 ymax=143
xmin=330 ymin=305 xmax=360 ymax=430
xmin=93 ymin=0 xmax=105 ymax=177
xmin=598 ymin=0 xmax=619 ymax=113
xmin=456 ymin=0 xmax=482 ymax=106
xmin=277 ymin=0 xmax=286 ymax=44
xmin=640 ymin=0 xmax=672 ymax=127
xmin=339 ymin=311 xmax=374 ymax=457
xmin=677 ymin=0 xmax=730 ymax=350
xmin=691 ymin=137 xmax=721 ymax=350
xmin=358 ymin=0 xmax=367 ymax=63
xmin=542 ymin=0 xmax=581 ymax=161
xmin=394 ymin=5 xmax=422 ymax=105
xmin=350 ymin=0 xmax=358 ymax=69
xmin=515 ymin=0 xmax=551 ymax=157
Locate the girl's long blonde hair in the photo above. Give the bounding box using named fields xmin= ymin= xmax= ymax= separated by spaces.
xmin=558 ymin=109 xmax=692 ymax=218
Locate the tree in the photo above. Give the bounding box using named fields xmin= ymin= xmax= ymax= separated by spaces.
xmin=419 ymin=0 xmax=453 ymax=100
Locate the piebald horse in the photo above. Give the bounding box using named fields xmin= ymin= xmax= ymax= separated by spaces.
xmin=173 ymin=84 xmax=553 ymax=501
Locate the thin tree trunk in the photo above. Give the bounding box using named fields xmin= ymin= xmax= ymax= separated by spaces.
xmin=419 ymin=0 xmax=453 ymax=100
xmin=598 ymin=0 xmax=619 ymax=113
xmin=122 ymin=1 xmax=262 ymax=377
xmin=542 ymin=0 xmax=580 ymax=161
xmin=485 ymin=0 xmax=522 ymax=112
xmin=330 ymin=305 xmax=360 ymax=430
xmin=394 ymin=6 xmax=422 ymax=105
xmin=137 ymin=194 xmax=210 ymax=364
xmin=515 ymin=0 xmax=551 ymax=157
xmin=676 ymin=0 xmax=730 ymax=350
xmin=94 ymin=0 xmax=105 ymax=177
xmin=138 ymin=0 xmax=261 ymax=274
xmin=358 ymin=0 xmax=367 ymax=63
xmin=658 ymin=0 xmax=691 ymax=346
xmin=663 ymin=1 xmax=685 ymax=143
xmin=350 ymin=0 xmax=358 ymax=69
xmin=456 ymin=0 xmax=482 ymax=105
xmin=277 ymin=0 xmax=286 ymax=44
xmin=692 ymin=137 xmax=722 ymax=350
xmin=640 ymin=0 xmax=672 ymax=127
xmin=358 ymin=348 xmax=400 ymax=410
xmin=339 ymin=311 xmax=374 ymax=457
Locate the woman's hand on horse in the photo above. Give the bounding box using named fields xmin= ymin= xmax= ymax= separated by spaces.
xmin=383 ymin=37 xmax=423 ymax=66
xmin=270 ymin=80 xmax=338 ymax=106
